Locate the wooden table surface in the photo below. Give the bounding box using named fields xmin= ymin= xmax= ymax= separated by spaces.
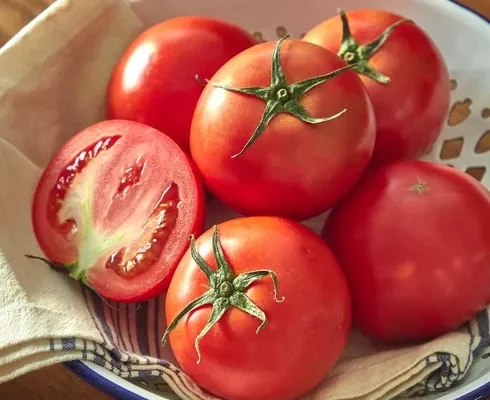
xmin=0 ymin=0 xmax=489 ymax=399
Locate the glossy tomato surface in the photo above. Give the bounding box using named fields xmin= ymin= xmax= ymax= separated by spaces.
xmin=32 ymin=120 xmax=205 ymax=302
xmin=304 ymin=9 xmax=450 ymax=165
xmin=190 ymin=39 xmax=375 ymax=220
xmin=106 ymin=16 xmax=257 ymax=153
xmin=166 ymin=217 xmax=351 ymax=400
xmin=323 ymin=160 xmax=490 ymax=343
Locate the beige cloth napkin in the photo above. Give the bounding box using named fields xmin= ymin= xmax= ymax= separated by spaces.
xmin=0 ymin=0 xmax=488 ymax=399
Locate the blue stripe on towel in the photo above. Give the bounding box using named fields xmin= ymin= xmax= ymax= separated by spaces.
xmin=136 ymin=300 xmax=150 ymax=356
xmin=91 ymin=291 xmax=116 ymax=346
xmin=112 ymin=301 xmax=125 ymax=349
xmin=82 ymin=286 xmax=107 ymax=346
xmin=126 ymin=303 xmax=136 ymax=353
xmin=155 ymin=295 xmax=161 ymax=358
xmin=82 ymin=339 xmax=87 ymax=360
xmin=476 ymin=310 xmax=490 ymax=351
xmin=62 ymin=338 xmax=76 ymax=350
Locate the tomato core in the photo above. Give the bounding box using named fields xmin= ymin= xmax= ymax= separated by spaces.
xmin=219 ymin=281 xmax=234 ymax=297
xmin=409 ymin=181 xmax=429 ymax=193
xmin=276 ymin=87 xmax=289 ymax=101
xmin=343 ymin=51 xmax=356 ymax=63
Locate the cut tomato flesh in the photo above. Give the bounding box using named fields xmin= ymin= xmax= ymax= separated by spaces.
xmin=47 ymin=136 xmax=121 ymax=242
xmin=32 ymin=120 xmax=204 ymax=302
xmin=48 ymin=136 xmax=120 ymax=226
xmin=105 ymin=182 xmax=180 ymax=278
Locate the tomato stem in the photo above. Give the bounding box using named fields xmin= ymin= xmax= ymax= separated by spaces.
xmin=205 ymin=36 xmax=356 ymax=157
xmin=25 ymin=254 xmax=68 ymax=273
xmin=25 ymin=254 xmax=89 ymax=286
xmin=161 ymin=225 xmax=285 ymax=364
xmin=337 ymin=8 xmax=412 ymax=84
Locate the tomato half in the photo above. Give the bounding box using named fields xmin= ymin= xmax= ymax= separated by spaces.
xmin=190 ymin=37 xmax=375 ymax=220
xmin=32 ymin=120 xmax=205 ymax=302
xmin=164 ymin=217 xmax=351 ymax=400
xmin=323 ymin=160 xmax=490 ymax=343
xmin=106 ymin=16 xmax=257 ymax=153
xmin=303 ymin=9 xmax=451 ymax=165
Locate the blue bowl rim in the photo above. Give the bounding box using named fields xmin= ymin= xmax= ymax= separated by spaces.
xmin=64 ymin=0 xmax=490 ymax=399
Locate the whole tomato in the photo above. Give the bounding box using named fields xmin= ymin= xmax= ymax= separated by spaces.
xmin=106 ymin=16 xmax=257 ymax=153
xmin=323 ymin=160 xmax=490 ymax=343
xmin=303 ymin=9 xmax=451 ymax=165
xmin=190 ymin=37 xmax=375 ymax=220
xmin=164 ymin=217 xmax=351 ymax=400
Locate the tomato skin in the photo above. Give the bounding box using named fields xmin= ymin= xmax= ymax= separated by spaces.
xmin=323 ymin=160 xmax=490 ymax=343
xmin=32 ymin=120 xmax=205 ymax=302
xmin=190 ymin=40 xmax=375 ymax=220
xmin=166 ymin=217 xmax=351 ymax=400
xmin=303 ymin=9 xmax=451 ymax=165
xmin=106 ymin=16 xmax=257 ymax=153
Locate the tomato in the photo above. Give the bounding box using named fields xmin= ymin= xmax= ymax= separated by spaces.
xmin=106 ymin=16 xmax=257 ymax=153
xmin=31 ymin=120 xmax=205 ymax=302
xmin=303 ymin=9 xmax=451 ymax=165
xmin=190 ymin=37 xmax=375 ymax=220
xmin=163 ymin=217 xmax=351 ymax=400
xmin=322 ymin=160 xmax=490 ymax=343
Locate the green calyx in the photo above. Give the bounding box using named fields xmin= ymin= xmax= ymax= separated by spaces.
xmin=204 ymin=35 xmax=356 ymax=158
xmin=161 ymin=225 xmax=285 ymax=364
xmin=336 ymin=8 xmax=411 ymax=84
xmin=25 ymin=254 xmax=89 ymax=286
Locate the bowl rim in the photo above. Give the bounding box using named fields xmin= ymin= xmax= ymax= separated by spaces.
xmin=65 ymin=358 xmax=490 ymax=400
xmin=64 ymin=0 xmax=490 ymax=399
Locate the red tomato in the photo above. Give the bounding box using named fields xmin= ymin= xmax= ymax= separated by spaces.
xmin=106 ymin=16 xmax=257 ymax=153
xmin=323 ymin=160 xmax=490 ymax=343
xmin=31 ymin=120 xmax=205 ymax=302
xmin=190 ymin=37 xmax=375 ymax=220
xmin=303 ymin=9 xmax=451 ymax=165
xmin=164 ymin=217 xmax=351 ymax=400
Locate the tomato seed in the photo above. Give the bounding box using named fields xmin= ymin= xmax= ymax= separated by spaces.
xmin=115 ymin=155 xmax=145 ymax=198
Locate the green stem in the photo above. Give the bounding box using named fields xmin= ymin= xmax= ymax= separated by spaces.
xmin=25 ymin=254 xmax=90 ymax=287
xmin=205 ymin=36 xmax=356 ymax=158
xmin=336 ymin=8 xmax=412 ymax=84
xmin=25 ymin=254 xmax=67 ymax=273
xmin=161 ymin=225 xmax=285 ymax=363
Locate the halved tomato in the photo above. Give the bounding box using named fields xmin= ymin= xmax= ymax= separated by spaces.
xmin=31 ymin=120 xmax=205 ymax=302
